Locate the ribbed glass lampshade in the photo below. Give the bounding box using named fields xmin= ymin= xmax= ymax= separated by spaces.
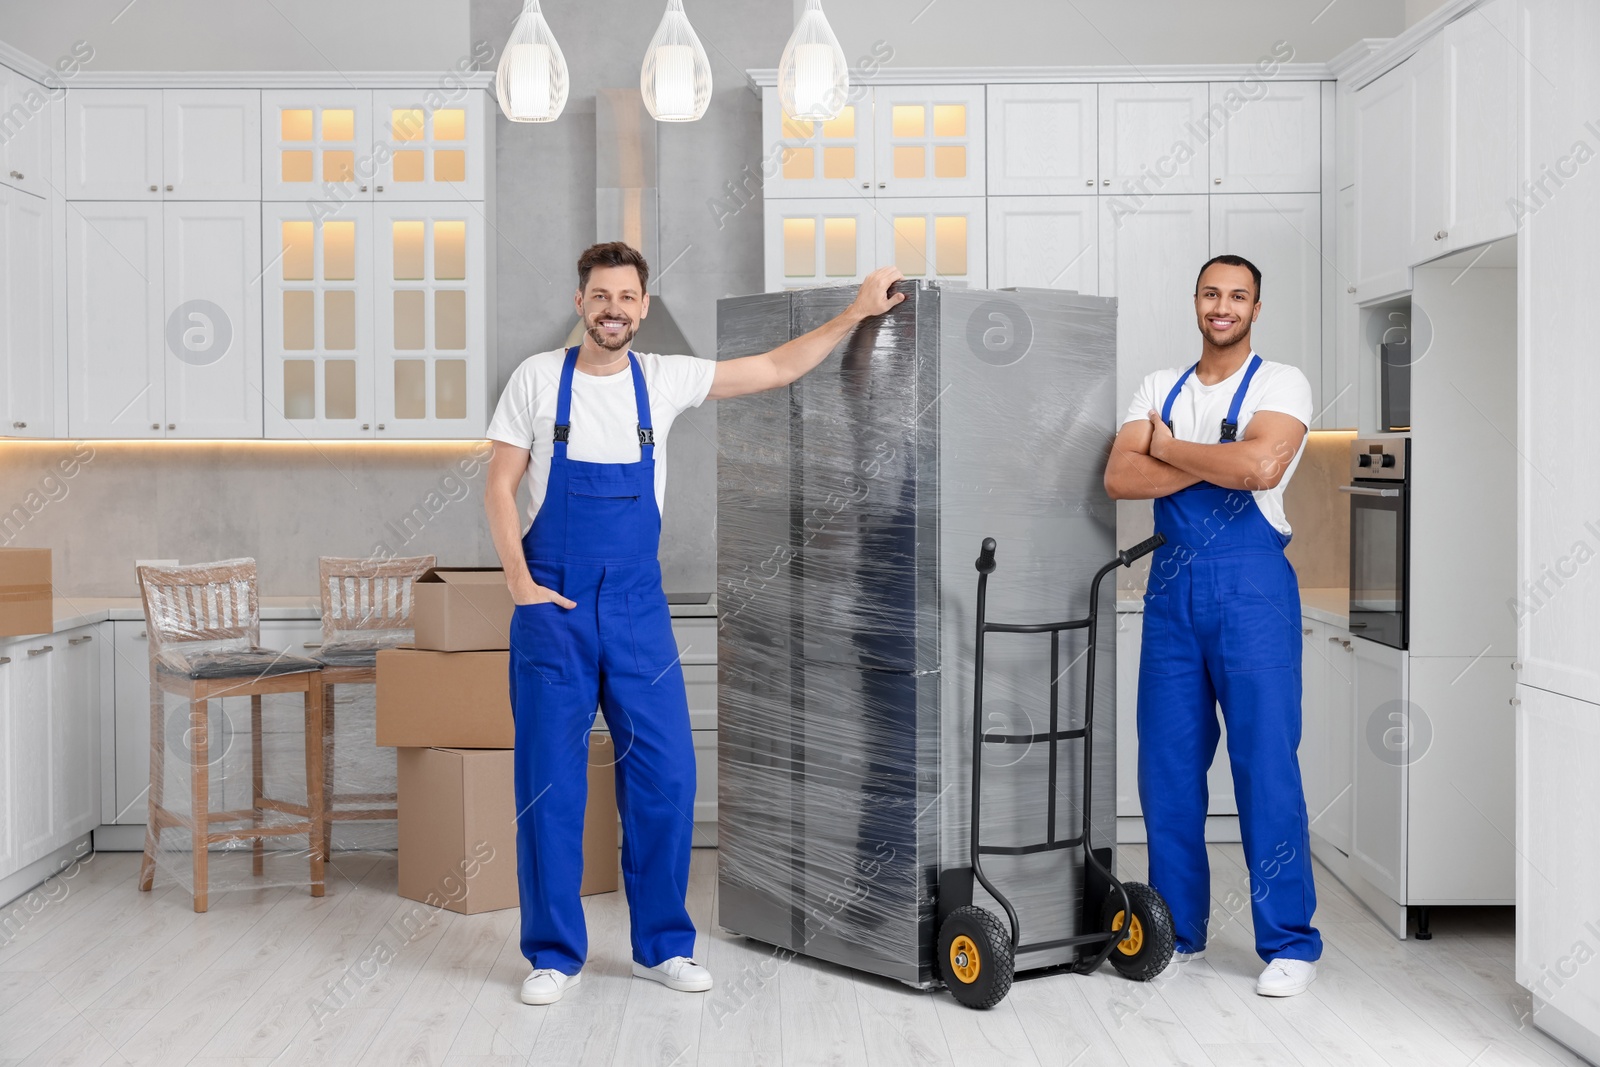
xmin=495 ymin=0 xmax=569 ymax=123
xmin=777 ymin=0 xmax=849 ymax=122
xmin=641 ymin=0 xmax=713 ymax=122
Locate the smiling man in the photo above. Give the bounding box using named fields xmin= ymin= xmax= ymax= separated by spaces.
xmin=484 ymin=241 xmax=905 ymax=1006
xmin=1103 ymin=254 xmax=1323 ymax=997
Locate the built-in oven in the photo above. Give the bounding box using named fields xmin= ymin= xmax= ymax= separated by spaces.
xmin=1341 ymin=436 xmax=1410 ymax=650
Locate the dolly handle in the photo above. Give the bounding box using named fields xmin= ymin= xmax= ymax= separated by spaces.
xmin=1118 ymin=533 xmax=1166 ymax=568
xmin=975 ymin=537 xmax=997 ymax=575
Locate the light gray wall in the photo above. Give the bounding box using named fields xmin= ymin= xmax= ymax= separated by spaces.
xmin=0 ymin=0 xmax=472 ymax=71
xmin=824 ymin=0 xmax=1404 ymax=66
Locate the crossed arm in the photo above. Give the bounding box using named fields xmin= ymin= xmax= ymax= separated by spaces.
xmin=1103 ymin=409 xmax=1308 ymax=500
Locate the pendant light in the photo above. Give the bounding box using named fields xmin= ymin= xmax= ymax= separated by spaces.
xmin=641 ymin=0 xmax=713 ymax=122
xmin=777 ymin=0 xmax=849 ymax=122
xmin=496 ymin=0 xmax=569 ymax=123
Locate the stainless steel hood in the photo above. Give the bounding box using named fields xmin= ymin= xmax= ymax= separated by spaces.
xmin=563 ymin=88 xmax=696 ymax=358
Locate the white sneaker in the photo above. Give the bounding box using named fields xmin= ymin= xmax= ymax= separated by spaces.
xmin=1174 ymin=948 xmax=1206 ymax=963
xmin=520 ymin=967 xmax=581 ymax=1005
xmin=1256 ymin=958 xmax=1317 ymax=997
xmin=632 ymin=956 xmax=713 ymax=992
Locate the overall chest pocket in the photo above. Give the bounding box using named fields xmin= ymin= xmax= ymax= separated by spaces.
xmin=561 ymin=464 xmax=655 ymax=559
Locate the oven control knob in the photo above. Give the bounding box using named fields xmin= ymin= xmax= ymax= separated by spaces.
xmin=1357 ymin=454 xmax=1373 ymax=467
xmin=1380 ymin=454 xmax=1396 ymax=468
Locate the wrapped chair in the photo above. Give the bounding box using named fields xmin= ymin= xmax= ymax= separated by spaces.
xmin=135 ymin=558 xmax=326 ymax=912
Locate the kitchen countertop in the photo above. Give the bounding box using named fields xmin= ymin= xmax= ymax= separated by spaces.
xmin=1117 ymin=586 xmax=1349 ymax=629
xmin=44 ymin=593 xmax=719 ymax=633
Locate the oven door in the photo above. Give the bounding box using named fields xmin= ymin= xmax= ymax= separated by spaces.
xmin=1344 ymin=482 xmax=1408 ymax=649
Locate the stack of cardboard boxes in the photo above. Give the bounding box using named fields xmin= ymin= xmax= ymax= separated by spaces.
xmin=377 ymin=568 xmax=618 ymax=914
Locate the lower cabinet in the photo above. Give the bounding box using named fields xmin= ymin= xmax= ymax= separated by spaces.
xmin=0 ymin=624 xmax=102 ymax=886
xmin=1302 ymin=619 xmax=1355 ymax=854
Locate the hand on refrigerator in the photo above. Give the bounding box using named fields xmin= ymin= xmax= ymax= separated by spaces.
xmin=849 ymin=266 xmax=907 ymax=320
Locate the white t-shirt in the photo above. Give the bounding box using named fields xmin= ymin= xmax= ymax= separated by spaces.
xmin=1122 ymin=354 xmax=1313 ymax=536
xmin=487 ymin=349 xmax=716 ymax=524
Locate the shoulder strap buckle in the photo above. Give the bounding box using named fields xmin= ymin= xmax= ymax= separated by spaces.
xmin=638 ymin=427 xmax=655 ymax=446
xmin=552 ymin=424 xmax=571 ymax=443
xmin=1219 ymin=420 xmax=1239 ymax=442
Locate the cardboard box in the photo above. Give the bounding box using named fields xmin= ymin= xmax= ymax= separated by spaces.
xmin=376 ymin=647 xmax=513 ymax=748
xmin=412 ymin=568 xmax=514 ymax=652
xmin=0 ymin=548 xmax=52 ymax=638
xmin=396 ymin=737 xmax=619 ymax=914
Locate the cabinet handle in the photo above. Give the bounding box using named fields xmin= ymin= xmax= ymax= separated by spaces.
xmin=877 ymin=182 xmax=885 ymax=189
xmin=1342 ymin=640 xmax=1353 ymax=650
xmin=360 ymin=185 xmax=369 ymax=192
xmin=376 ymin=185 xmax=384 ymax=192
xmin=1085 ymin=179 xmax=1094 ymax=186
xmin=68 ymin=634 xmax=93 ymax=645
xmin=1511 ymin=661 xmax=1522 ymax=670
xmin=1346 ymin=286 xmax=1356 ymax=294
xmin=361 ymin=423 xmax=370 ymax=430
xmin=12 ymin=421 xmax=24 ymax=429
xmin=27 ymin=645 xmax=53 ymax=656
xmin=0 ymin=656 xmax=9 ymax=665
xmin=1302 ymin=627 xmax=1313 ymax=635
xmin=165 ymin=184 xmax=173 ymax=192
xmin=149 ymin=185 xmax=158 ymax=192
xmin=167 ymin=423 xmax=175 ymax=431
xmin=377 ymin=422 xmax=385 ymax=431
xmin=8 ymin=170 xmax=20 ymax=179
xmin=1214 ymin=177 xmax=1222 ymax=185
xmin=137 ymin=629 xmax=147 ymax=638
xmin=1102 ymin=179 xmax=1110 ymax=186
xmin=303 ymin=642 xmax=322 ymax=648
xmin=1510 ymin=697 xmax=1521 ymax=706
xmin=151 ymin=423 xmax=160 ymax=430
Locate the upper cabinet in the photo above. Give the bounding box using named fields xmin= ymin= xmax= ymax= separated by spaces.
xmin=987 ymin=84 xmax=1098 ymax=195
xmin=1210 ymin=192 xmax=1323 ymax=395
xmin=762 ymin=85 xmax=985 ymax=198
xmin=66 ymin=89 xmax=261 ymax=200
xmin=1352 ymin=61 xmax=1416 ymax=302
xmin=763 ymin=196 xmax=987 ymax=291
xmin=1208 ymin=80 xmax=1322 ymax=193
xmin=0 ymin=66 xmax=52 ymax=200
xmin=371 ymin=90 xmax=487 ymax=201
xmin=1097 ymin=84 xmax=1209 ymax=195
xmin=0 ymin=184 xmax=53 ymax=436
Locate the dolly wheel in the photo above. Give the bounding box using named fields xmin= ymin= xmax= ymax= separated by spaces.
xmin=938 ymin=906 xmax=1014 ymax=1009
xmin=1103 ymin=882 xmax=1175 ymax=982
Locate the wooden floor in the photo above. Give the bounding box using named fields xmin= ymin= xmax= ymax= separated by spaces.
xmin=0 ymin=843 xmax=1584 ymax=1066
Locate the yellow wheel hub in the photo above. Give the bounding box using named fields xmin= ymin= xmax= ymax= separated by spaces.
xmin=949 ymin=934 xmax=982 ymax=984
xmin=1111 ymin=910 xmax=1144 ymax=956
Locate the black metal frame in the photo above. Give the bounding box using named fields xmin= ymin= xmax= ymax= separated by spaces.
xmin=938 ymin=532 xmax=1166 ymax=976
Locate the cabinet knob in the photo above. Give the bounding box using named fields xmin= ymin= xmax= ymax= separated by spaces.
xmin=377 ymin=422 xmax=386 ymax=431
xmin=1435 ymin=229 xmax=1447 ymax=240
xmin=1511 ymin=661 xmax=1523 ymax=670
xmin=12 ymin=421 xmax=24 ymax=429
xmin=151 ymin=423 xmax=160 ymax=430
xmin=1510 ymin=697 xmax=1521 ymax=706
xmin=137 ymin=629 xmax=147 ymax=638
xmin=360 ymin=185 xmax=369 ymax=192
xmin=376 ymin=185 xmax=384 ymax=193
xmin=1302 ymin=627 xmax=1313 ymax=635
xmin=1102 ymin=179 xmax=1110 ymax=186
xmin=877 ymin=183 xmax=885 ymax=189
xmin=1085 ymin=179 xmax=1094 ymax=186
xmin=1214 ymin=177 xmax=1222 ymax=185
xmin=167 ymin=423 xmax=175 ymax=431
xmin=8 ymin=170 xmax=20 ymax=179
xmin=149 ymin=185 xmax=158 ymax=192
xmin=361 ymin=423 xmax=370 ymax=430
xmin=861 ymin=182 xmax=869 ymax=189
xmin=0 ymin=656 xmax=9 ymax=665
xmin=1347 ymin=285 xmax=1356 ymax=294
xmin=165 ymin=184 xmax=173 ymax=192
xmin=27 ymin=645 xmax=53 ymax=656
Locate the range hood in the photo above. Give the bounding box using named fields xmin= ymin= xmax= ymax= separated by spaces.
xmin=563 ymin=88 xmax=697 ymax=358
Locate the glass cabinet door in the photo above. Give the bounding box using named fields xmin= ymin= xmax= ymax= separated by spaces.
xmin=762 ymin=87 xmax=875 ymax=199
xmin=873 ymin=197 xmax=987 ymax=289
xmin=262 ymin=202 xmax=374 ymax=437
xmin=373 ymin=203 xmax=487 ymax=437
xmin=762 ymin=199 xmax=875 ymax=291
xmin=871 ymin=86 xmax=986 ymax=198
xmin=261 ymin=90 xmax=374 ymax=201
xmin=372 ymin=90 xmax=486 ymax=202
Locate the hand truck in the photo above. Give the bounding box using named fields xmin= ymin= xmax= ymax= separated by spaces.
xmin=935 ymin=533 xmax=1175 ymax=1008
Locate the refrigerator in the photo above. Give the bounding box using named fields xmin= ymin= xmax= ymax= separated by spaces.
xmin=715 ymin=280 xmax=1119 ymax=987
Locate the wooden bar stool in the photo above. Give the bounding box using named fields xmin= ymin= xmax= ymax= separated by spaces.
xmin=312 ymin=554 xmax=435 ymax=859
xmin=135 ymin=559 xmax=327 ymax=913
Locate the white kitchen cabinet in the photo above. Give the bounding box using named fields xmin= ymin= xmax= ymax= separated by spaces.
xmin=51 ymin=628 xmax=100 ymax=846
xmin=66 ymin=200 xmax=262 ymax=439
xmin=1098 ymin=83 xmax=1209 ymax=196
xmin=6 ymin=635 xmax=54 ymax=871
xmin=1208 ymin=81 xmax=1322 ymax=194
xmin=1098 ymin=193 xmax=1210 ymax=409
xmin=986 ymin=196 xmax=1098 ymax=292
xmin=1352 ymin=61 xmax=1417 ymax=301
xmin=763 ymin=198 xmax=875 ymax=290
xmin=693 ymin=728 xmax=717 ymax=836
xmin=110 ymin=621 xmax=152 ymax=826
xmin=64 ymin=89 xmax=163 ymax=200
xmin=163 ymin=201 xmax=263 ymax=437
xmin=262 ymin=201 xmax=376 ymax=437
xmin=261 ymin=90 xmax=375 ymax=201
xmin=373 ymin=202 xmax=488 ymax=437
xmin=371 ymin=89 xmax=486 ymax=202
xmin=1209 ymin=192 xmax=1322 ymax=400
xmin=1349 ymin=635 xmax=1408 ymax=910
xmin=986 ymin=84 xmax=1098 ymax=195
xmin=1408 ymin=36 xmax=1452 ymax=268
xmin=875 ymin=197 xmax=987 ymax=288
xmin=762 ymin=93 xmax=873 ymax=199
xmin=1299 ymin=619 xmax=1327 ymax=837
xmin=873 ymin=85 xmax=986 ymax=198
xmin=1 ymin=183 xmax=53 ymax=436
xmin=0 ymin=65 xmax=52 ymax=200
xmin=65 ymin=201 xmax=165 ymax=438
xmin=161 ymin=90 xmax=261 ymax=200
xmin=0 ymin=643 xmax=14 ymax=874
xmin=1303 ymin=621 xmax=1355 ymax=854
xmin=1328 ymin=184 xmax=1359 ymax=430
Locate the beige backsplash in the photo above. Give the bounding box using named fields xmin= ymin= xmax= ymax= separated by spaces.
xmin=1115 ymin=430 xmax=1354 ymax=595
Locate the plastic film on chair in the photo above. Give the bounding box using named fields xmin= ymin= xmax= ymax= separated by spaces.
xmin=714 ymin=282 xmax=1119 ymax=987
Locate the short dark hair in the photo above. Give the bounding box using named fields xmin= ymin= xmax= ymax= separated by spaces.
xmin=1195 ymin=254 xmax=1262 ymax=302
xmin=577 ymin=241 xmax=650 ymax=293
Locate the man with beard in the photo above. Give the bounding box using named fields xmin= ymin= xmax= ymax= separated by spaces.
xmin=1103 ymin=255 xmax=1322 ymax=997
xmin=484 ymin=241 xmax=905 ymax=1005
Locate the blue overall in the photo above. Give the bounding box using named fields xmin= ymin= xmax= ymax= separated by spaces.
xmin=509 ymin=347 xmax=698 ymax=975
xmin=1136 ymin=354 xmax=1322 ymax=963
